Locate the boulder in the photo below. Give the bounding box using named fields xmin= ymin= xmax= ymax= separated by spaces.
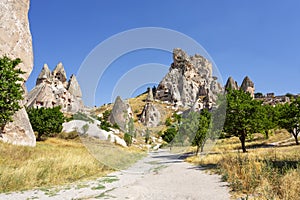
xmin=109 ymin=96 xmax=133 ymax=131
xmin=62 ymin=120 xmax=127 ymax=147
xmin=0 ymin=0 xmax=35 ymax=146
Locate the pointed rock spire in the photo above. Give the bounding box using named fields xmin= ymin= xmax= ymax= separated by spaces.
xmin=36 ymin=64 xmax=52 ymax=85
xmin=109 ymin=96 xmax=133 ymax=131
xmin=225 ymin=76 xmax=239 ymax=91
xmin=52 ymin=62 xmax=67 ymax=83
xmin=240 ymin=76 xmax=255 ymax=98
xmin=146 ymin=87 xmax=154 ymax=102
xmin=67 ymin=74 xmax=82 ymax=98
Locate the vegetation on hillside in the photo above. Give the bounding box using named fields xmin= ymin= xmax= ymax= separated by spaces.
xmin=27 ymin=106 xmax=65 ymax=141
xmin=0 ymin=56 xmax=24 ymax=132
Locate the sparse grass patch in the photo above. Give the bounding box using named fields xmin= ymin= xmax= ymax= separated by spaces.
xmin=0 ymin=138 xmax=112 ymax=193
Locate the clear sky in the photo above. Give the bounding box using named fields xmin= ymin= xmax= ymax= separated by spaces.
xmin=27 ymin=0 xmax=300 ymax=106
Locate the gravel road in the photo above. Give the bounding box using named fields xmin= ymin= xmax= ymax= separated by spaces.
xmin=0 ymin=149 xmax=230 ymax=200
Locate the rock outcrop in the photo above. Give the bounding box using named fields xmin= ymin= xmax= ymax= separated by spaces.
xmin=109 ymin=96 xmax=133 ymax=131
xmin=155 ymin=48 xmax=223 ymax=109
xmin=140 ymin=103 xmax=161 ymax=127
xmin=0 ymin=0 xmax=36 ymax=146
xmin=26 ymin=63 xmax=84 ymax=113
xmin=240 ymin=76 xmax=255 ymax=98
xmin=140 ymin=88 xmax=161 ymax=127
xmin=225 ymin=77 xmax=239 ymax=91
xmin=146 ymin=87 xmax=154 ymax=102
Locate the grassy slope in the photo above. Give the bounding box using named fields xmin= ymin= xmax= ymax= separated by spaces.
xmin=0 ymin=138 xmax=112 ymax=193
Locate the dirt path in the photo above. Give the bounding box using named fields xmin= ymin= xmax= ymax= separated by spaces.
xmin=0 ymin=149 xmax=230 ymax=200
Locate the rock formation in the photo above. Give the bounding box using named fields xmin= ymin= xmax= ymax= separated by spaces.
xmin=0 ymin=0 xmax=36 ymax=146
xmin=146 ymin=88 xmax=154 ymax=102
xmin=240 ymin=76 xmax=255 ymax=98
xmin=155 ymin=48 xmax=223 ymax=109
xmin=140 ymin=103 xmax=161 ymax=127
xmin=225 ymin=76 xmax=239 ymax=91
xmin=140 ymin=88 xmax=161 ymax=127
xmin=109 ymin=96 xmax=133 ymax=131
xmin=26 ymin=63 xmax=84 ymax=113
xmin=67 ymin=75 xmax=82 ymax=98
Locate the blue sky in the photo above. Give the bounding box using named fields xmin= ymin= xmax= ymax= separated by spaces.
xmin=28 ymin=0 xmax=300 ymax=106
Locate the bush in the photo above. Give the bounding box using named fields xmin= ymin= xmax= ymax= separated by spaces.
xmin=27 ymin=106 xmax=65 ymax=141
xmin=124 ymin=133 xmax=132 ymax=146
xmin=162 ymin=127 xmax=177 ymax=143
xmin=100 ymin=120 xmax=111 ymax=132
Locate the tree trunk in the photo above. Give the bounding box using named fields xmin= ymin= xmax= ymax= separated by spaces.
xmin=200 ymin=144 xmax=204 ymax=153
xmin=196 ymin=145 xmax=200 ymax=155
xmin=294 ymin=134 xmax=299 ymax=145
xmin=265 ymin=130 xmax=269 ymax=139
xmin=292 ymin=131 xmax=299 ymax=145
xmin=239 ymin=133 xmax=247 ymax=153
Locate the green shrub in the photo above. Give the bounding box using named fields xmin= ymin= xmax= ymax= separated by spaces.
xmin=124 ymin=133 xmax=132 ymax=146
xmin=162 ymin=127 xmax=177 ymax=143
xmin=100 ymin=120 xmax=111 ymax=132
xmin=27 ymin=106 xmax=65 ymax=141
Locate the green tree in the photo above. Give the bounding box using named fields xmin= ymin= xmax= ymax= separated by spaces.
xmin=224 ymin=89 xmax=262 ymax=152
xmin=124 ymin=117 xmax=134 ymax=146
xmin=211 ymin=94 xmax=227 ymax=138
xmin=257 ymin=104 xmax=280 ymax=139
xmin=192 ymin=109 xmax=212 ymax=154
xmin=279 ymin=97 xmax=300 ymax=145
xmin=0 ymin=56 xmax=24 ymax=132
xmin=27 ymin=106 xmax=65 ymax=141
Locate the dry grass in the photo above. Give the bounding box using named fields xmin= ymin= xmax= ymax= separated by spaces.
xmin=187 ymin=131 xmax=300 ymax=200
xmin=0 ymin=138 xmax=112 ymax=193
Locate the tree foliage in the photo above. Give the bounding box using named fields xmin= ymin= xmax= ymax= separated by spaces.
xmin=27 ymin=106 xmax=65 ymax=141
xmin=192 ymin=109 xmax=212 ymax=154
xmin=124 ymin=117 xmax=134 ymax=146
xmin=224 ymin=89 xmax=262 ymax=152
xmin=0 ymin=56 xmax=24 ymax=131
xmin=279 ymin=97 xmax=300 ymax=145
xmin=162 ymin=126 xmax=177 ymax=143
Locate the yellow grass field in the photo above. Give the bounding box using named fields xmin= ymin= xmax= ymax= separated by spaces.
xmin=187 ymin=130 xmax=300 ymax=200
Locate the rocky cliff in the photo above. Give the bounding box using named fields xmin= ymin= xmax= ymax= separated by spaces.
xmin=155 ymin=48 xmax=223 ymax=110
xmin=0 ymin=0 xmax=36 ymax=146
xmin=26 ymin=63 xmax=84 ymax=113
